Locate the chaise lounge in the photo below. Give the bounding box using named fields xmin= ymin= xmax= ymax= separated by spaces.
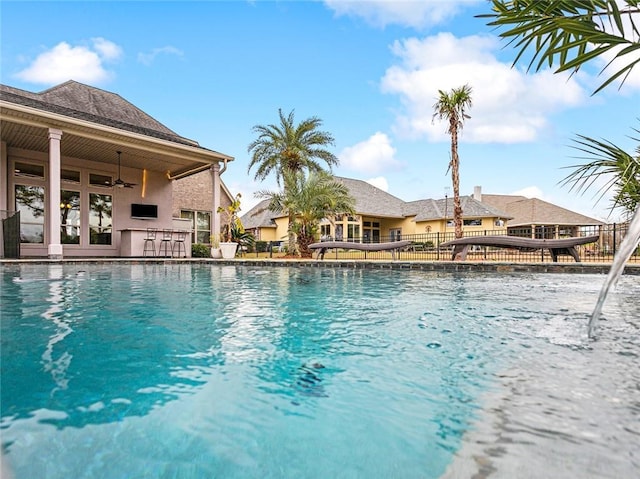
xmin=440 ymin=235 xmax=600 ymax=262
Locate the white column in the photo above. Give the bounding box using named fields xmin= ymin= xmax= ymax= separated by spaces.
xmin=211 ymin=162 xmax=221 ymax=238
xmin=0 ymin=141 xmax=7 ymax=211
xmin=48 ymin=129 xmax=63 ymax=259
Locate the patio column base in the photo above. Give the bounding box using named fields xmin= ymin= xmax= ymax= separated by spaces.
xmin=48 ymin=244 xmax=63 ymax=259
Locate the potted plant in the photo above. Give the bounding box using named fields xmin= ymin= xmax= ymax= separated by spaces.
xmin=210 ymin=233 xmax=222 ymax=259
xmin=217 ymin=193 xmax=242 ymax=259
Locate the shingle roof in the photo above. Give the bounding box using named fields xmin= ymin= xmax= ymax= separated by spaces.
xmin=405 ymin=196 xmax=512 ymax=222
xmin=334 ymin=176 xmax=406 ymax=217
xmin=481 ymin=194 xmax=604 ymax=226
xmin=0 ymin=81 xmax=203 ymax=148
xmin=241 ymin=199 xmax=278 ymax=229
xmin=240 ymin=178 xmax=514 ymax=227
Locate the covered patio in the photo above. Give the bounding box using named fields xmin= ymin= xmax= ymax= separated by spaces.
xmin=1 ymin=81 xmax=233 ymax=259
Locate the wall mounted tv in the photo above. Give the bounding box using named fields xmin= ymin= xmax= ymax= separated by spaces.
xmin=131 ymin=203 xmax=158 ymax=219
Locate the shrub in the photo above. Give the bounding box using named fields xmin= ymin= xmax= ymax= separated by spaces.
xmin=191 ymin=243 xmax=210 ymax=258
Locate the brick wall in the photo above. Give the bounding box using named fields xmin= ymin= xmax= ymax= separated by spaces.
xmin=172 ymin=169 xmax=232 ymax=217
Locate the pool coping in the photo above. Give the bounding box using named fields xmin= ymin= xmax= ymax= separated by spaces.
xmin=1 ymin=258 xmax=639 ymax=275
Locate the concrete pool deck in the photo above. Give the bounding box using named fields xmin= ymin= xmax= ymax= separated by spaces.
xmin=2 ymin=258 xmax=640 ymax=275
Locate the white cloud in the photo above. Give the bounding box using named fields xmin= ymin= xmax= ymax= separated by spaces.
xmin=381 ymin=32 xmax=587 ymax=144
xmin=511 ymin=186 xmax=545 ymax=199
xmin=366 ymin=176 xmax=389 ymax=192
xmin=92 ymin=37 xmax=122 ymax=61
xmin=138 ymin=46 xmax=184 ymax=66
xmin=15 ymin=38 xmax=122 ymax=85
xmin=323 ymin=0 xmax=481 ymax=29
xmin=338 ymin=132 xmax=402 ymax=174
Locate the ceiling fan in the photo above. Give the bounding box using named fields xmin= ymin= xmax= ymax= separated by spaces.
xmin=110 ymin=151 xmax=136 ymax=188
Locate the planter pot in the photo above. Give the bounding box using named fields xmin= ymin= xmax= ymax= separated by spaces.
xmin=219 ymin=242 xmax=238 ymax=259
xmin=210 ymin=247 xmax=222 ymax=259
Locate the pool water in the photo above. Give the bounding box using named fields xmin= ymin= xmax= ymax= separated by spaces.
xmin=1 ymin=264 xmax=638 ymax=478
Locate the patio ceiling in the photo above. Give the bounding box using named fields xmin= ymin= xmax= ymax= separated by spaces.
xmin=1 ymin=103 xmax=233 ymax=178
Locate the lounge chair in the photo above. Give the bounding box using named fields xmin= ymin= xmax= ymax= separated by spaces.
xmin=440 ymin=235 xmax=599 ymax=262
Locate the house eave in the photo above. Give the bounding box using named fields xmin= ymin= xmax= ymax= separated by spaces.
xmin=1 ymin=100 xmax=235 ymax=176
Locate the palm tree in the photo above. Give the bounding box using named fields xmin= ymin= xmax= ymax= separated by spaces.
xmin=561 ymin=126 xmax=640 ymax=216
xmin=248 ymin=109 xmax=339 ymax=253
xmin=432 ymin=84 xmax=473 ymax=239
xmin=256 ymin=170 xmax=355 ymax=258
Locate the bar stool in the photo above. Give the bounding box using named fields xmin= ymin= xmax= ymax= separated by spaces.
xmin=158 ymin=229 xmax=173 ymax=257
xmin=172 ymin=230 xmax=187 ymax=258
xmin=143 ymin=228 xmax=157 ymax=257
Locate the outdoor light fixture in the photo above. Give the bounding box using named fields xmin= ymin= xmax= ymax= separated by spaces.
xmin=109 ymin=151 xmax=136 ymax=188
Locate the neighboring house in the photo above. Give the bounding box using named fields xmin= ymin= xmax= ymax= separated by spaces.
xmin=477 ymin=187 xmax=605 ymax=238
xmin=241 ymin=176 xmax=512 ymax=243
xmin=1 ymin=80 xmax=233 ymax=258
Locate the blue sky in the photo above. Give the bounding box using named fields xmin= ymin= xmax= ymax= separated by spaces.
xmin=2 ymin=0 xmax=639 ymax=221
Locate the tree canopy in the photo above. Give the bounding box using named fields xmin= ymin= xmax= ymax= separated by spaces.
xmin=247 ymin=108 xmax=338 ymax=186
xmin=257 ymin=170 xmax=355 ymax=257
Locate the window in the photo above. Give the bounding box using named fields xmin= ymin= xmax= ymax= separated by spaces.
xmin=196 ymin=211 xmax=211 ymax=244
xmin=60 ymin=190 xmax=81 ymax=244
xmin=89 ymin=193 xmax=112 ymax=245
xmin=463 ymin=219 xmax=482 ymax=226
xmin=495 ymin=219 xmax=505 ymax=227
xmin=389 ymin=228 xmax=402 ymax=242
xmin=363 ymin=220 xmax=380 ymax=243
xmin=181 ymin=210 xmax=211 ymax=244
xmin=320 ymin=224 xmax=331 ymax=239
xmin=347 ymin=224 xmax=361 ymax=241
xmin=89 ymin=173 xmax=112 ymax=187
xmin=15 ymin=185 xmax=45 ymax=243
xmin=61 ymin=169 xmax=80 ymax=183
xmin=15 ymin=162 xmax=45 ymax=179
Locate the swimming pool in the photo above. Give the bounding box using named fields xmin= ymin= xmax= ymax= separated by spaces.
xmin=1 ymin=263 xmax=638 ymax=478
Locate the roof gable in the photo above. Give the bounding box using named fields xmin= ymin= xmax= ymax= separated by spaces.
xmin=39 ymin=81 xmax=179 ymax=136
xmin=241 ymin=199 xmax=279 ymax=229
xmin=406 ymin=196 xmax=512 ymax=222
xmin=1 ymin=81 xmax=201 ymax=147
xmin=334 ymin=176 xmax=406 ymax=217
xmin=482 ymin=195 xmax=604 ymax=226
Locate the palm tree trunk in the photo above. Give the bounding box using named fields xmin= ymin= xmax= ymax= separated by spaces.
xmin=450 ymin=122 xmax=463 ymax=239
xmin=287 ymin=211 xmax=297 ymax=255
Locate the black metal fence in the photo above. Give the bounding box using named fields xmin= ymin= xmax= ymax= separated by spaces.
xmin=300 ymin=223 xmax=639 ymax=263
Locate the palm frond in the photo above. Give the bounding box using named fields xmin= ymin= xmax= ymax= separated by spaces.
xmin=478 ymin=0 xmax=640 ymax=94
xmin=560 ymin=127 xmax=640 ymax=214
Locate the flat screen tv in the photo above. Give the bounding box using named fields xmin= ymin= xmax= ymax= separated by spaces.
xmin=131 ymin=203 xmax=158 ymax=219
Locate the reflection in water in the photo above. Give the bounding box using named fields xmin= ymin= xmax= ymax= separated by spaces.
xmin=41 ymin=265 xmax=74 ymax=393
xmin=589 ymin=207 xmax=640 ymax=338
xmin=1 ymin=265 xmax=222 ymax=429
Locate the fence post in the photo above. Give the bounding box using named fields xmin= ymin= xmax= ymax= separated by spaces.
xmin=613 ymin=223 xmax=617 ymax=257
